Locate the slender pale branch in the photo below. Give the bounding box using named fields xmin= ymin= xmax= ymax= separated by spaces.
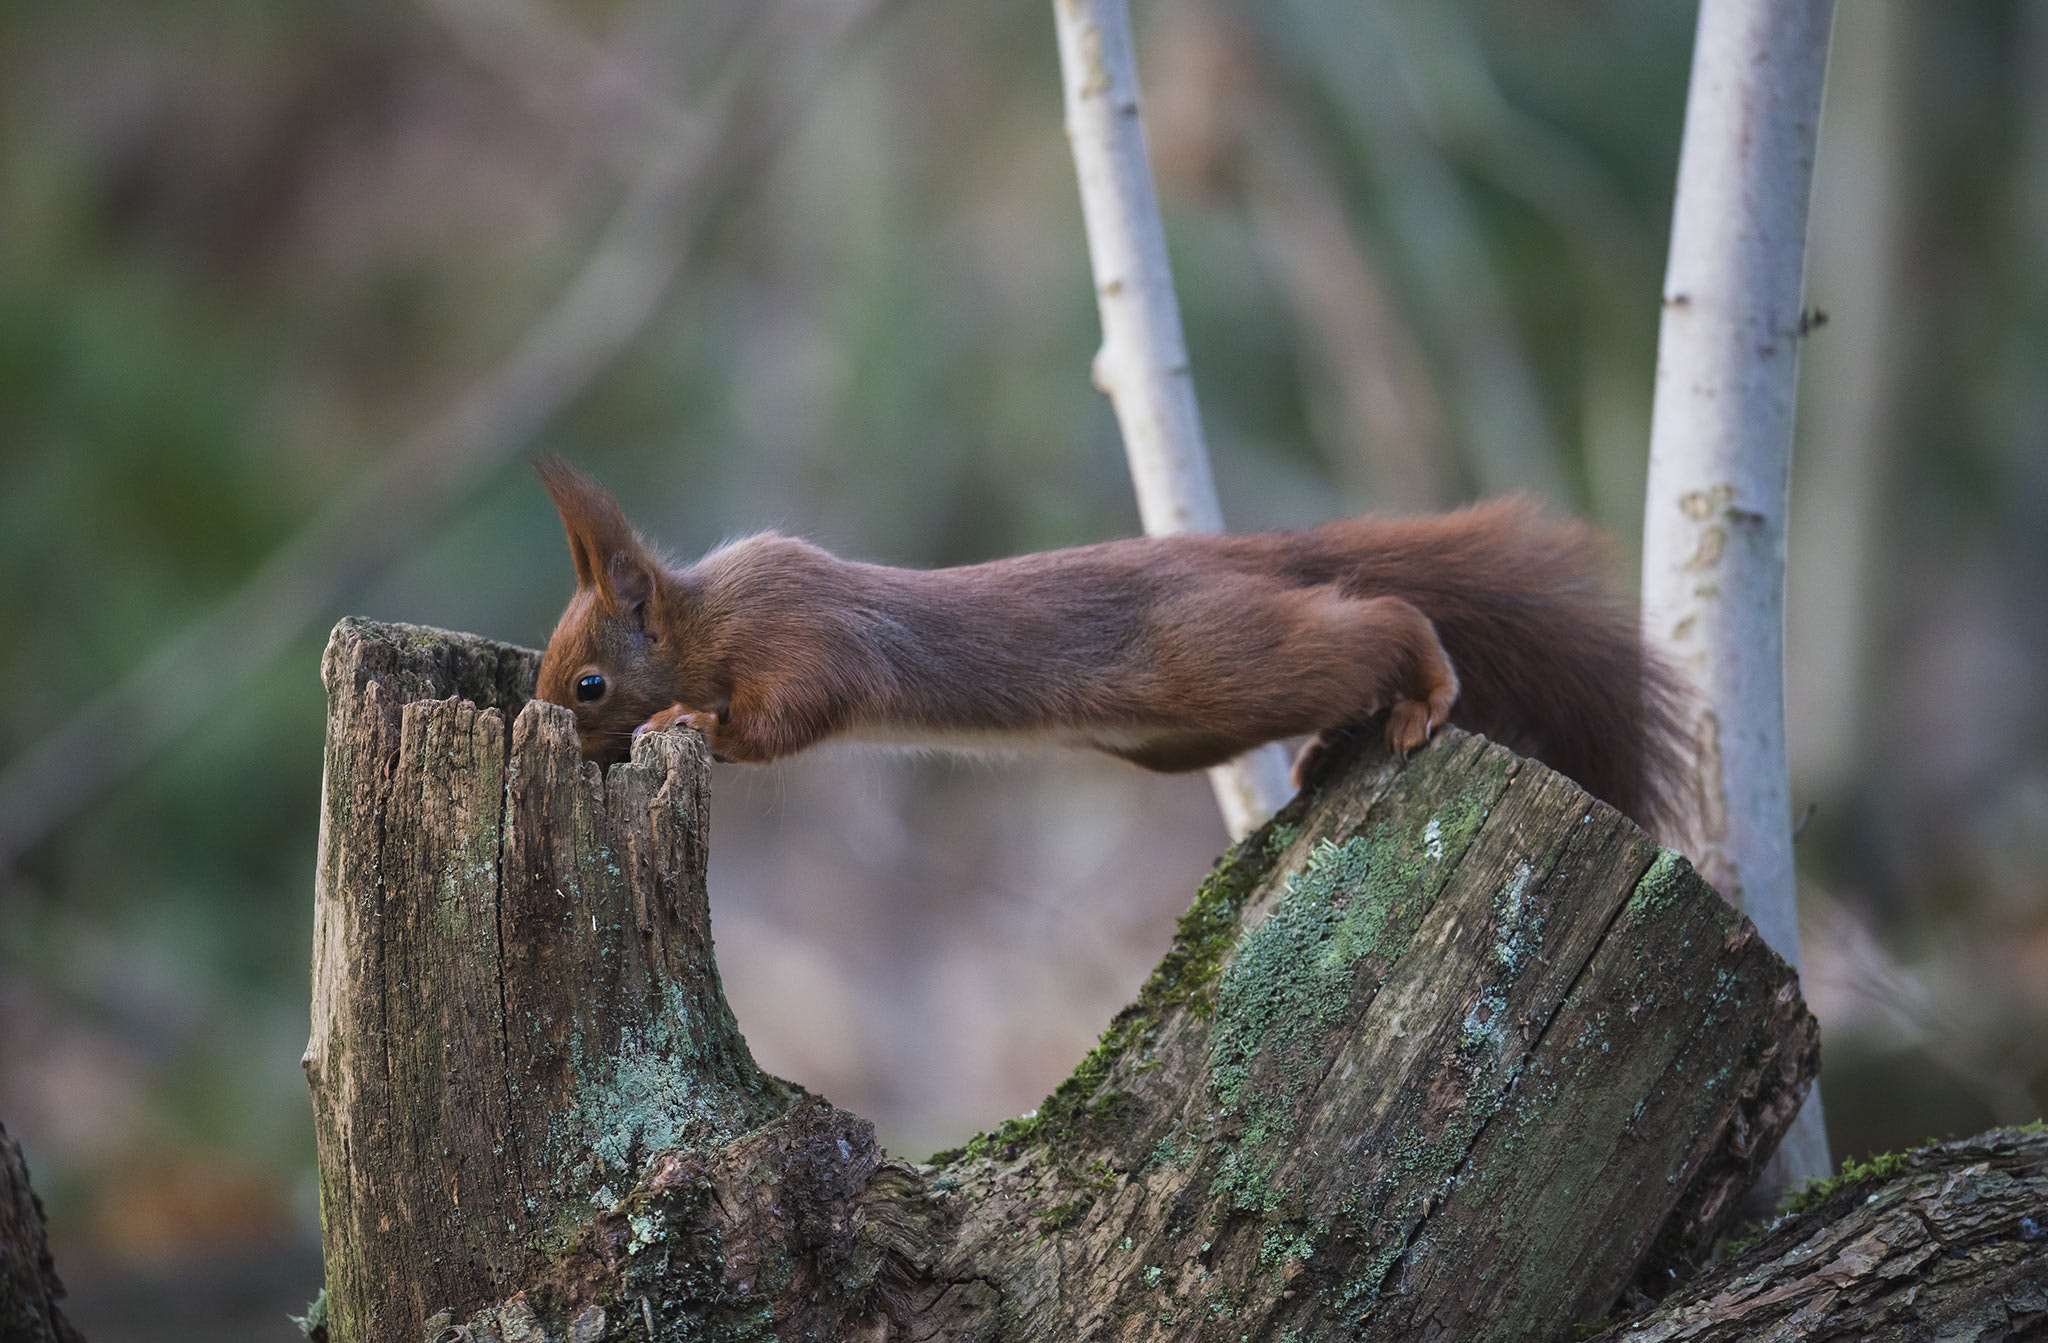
xmin=1642 ymin=0 xmax=1837 ymax=1186
xmin=1051 ymin=0 xmax=1293 ymax=838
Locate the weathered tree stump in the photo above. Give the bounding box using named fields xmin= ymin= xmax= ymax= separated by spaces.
xmin=1592 ymin=1126 xmax=2048 ymax=1342
xmin=308 ymin=621 xmax=790 ymax=1341
xmin=0 ymin=1123 xmax=82 ymax=1343
xmin=307 ymin=620 xmax=1820 ymax=1341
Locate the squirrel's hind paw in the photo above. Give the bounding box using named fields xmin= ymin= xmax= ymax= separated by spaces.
xmin=1384 ymin=700 xmax=1441 ymax=756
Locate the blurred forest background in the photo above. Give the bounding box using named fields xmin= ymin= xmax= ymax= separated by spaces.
xmin=1 ymin=0 xmax=2044 ymax=1337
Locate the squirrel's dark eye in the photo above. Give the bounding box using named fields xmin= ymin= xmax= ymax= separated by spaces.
xmin=576 ymin=674 xmax=606 ymax=703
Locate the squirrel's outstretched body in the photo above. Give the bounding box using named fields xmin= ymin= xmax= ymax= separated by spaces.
xmin=534 ymin=458 xmax=1686 ymax=835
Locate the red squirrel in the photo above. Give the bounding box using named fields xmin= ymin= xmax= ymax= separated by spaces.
xmin=533 ymin=457 xmax=1686 ymax=834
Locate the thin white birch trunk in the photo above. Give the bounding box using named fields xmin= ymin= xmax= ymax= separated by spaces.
xmin=1052 ymin=0 xmax=1293 ymax=838
xmin=1643 ymin=0 xmax=1836 ymax=1189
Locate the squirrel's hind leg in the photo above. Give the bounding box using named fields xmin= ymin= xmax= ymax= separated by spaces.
xmin=1286 ymin=595 xmax=1459 ymax=789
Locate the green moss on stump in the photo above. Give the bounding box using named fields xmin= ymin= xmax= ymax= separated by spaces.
xmin=930 ymin=826 xmax=1284 ymax=1166
xmin=1777 ymin=1148 xmax=1909 ymax=1217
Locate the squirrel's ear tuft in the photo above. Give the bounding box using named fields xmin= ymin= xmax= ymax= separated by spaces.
xmin=535 ymin=456 xmax=657 ymax=619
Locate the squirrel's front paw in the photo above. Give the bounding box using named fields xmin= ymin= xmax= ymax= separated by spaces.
xmin=635 ymin=703 xmax=720 ymax=743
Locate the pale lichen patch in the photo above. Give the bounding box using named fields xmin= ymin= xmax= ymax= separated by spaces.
xmin=1623 ymin=848 xmax=1690 ymax=925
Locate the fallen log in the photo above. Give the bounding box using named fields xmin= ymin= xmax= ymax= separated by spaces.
xmin=306 ymin=619 xmax=1820 ymax=1341
xmin=1590 ymin=1125 xmax=2048 ymax=1342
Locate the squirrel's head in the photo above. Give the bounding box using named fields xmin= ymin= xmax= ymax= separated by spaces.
xmin=534 ymin=457 xmax=684 ymax=763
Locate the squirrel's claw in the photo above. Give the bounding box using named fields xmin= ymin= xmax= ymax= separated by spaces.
xmin=636 ymin=703 xmax=719 ymax=742
xmin=1384 ymin=701 xmax=1437 ymax=756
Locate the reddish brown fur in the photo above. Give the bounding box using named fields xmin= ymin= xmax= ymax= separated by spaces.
xmin=534 ymin=458 xmax=1687 ymax=835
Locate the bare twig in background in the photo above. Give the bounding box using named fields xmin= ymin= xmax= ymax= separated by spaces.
xmin=1374 ymin=2 xmax=1653 ymax=288
xmin=1242 ymin=117 xmax=1454 ymax=512
xmin=1787 ymin=4 xmax=1904 ymax=799
xmin=1266 ymin=0 xmax=1570 ymax=504
xmin=421 ymin=0 xmax=717 ymax=175
xmin=1051 ymin=0 xmax=1294 ymax=839
xmin=1368 ymin=0 xmax=1665 ymax=526
xmin=1802 ymin=886 xmax=2045 ymax=1127
xmin=0 ymin=1 xmax=894 ymax=879
xmin=1641 ymin=0 xmax=1837 ymax=1191
xmin=1145 ymin=6 xmax=1453 ymax=512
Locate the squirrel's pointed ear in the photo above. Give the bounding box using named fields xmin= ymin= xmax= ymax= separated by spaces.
xmin=535 ymin=456 xmax=657 ymax=620
xmin=605 ymin=550 xmax=654 ymax=621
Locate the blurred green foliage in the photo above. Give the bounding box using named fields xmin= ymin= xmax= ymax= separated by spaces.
xmin=1 ymin=0 xmax=2045 ymax=1334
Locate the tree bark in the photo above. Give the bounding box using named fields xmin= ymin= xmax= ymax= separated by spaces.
xmin=0 ymin=1123 xmax=83 ymax=1343
xmin=307 ymin=620 xmax=790 ymax=1341
xmin=1590 ymin=1126 xmax=2048 ymax=1342
xmin=1640 ymin=0 xmax=1839 ymax=1192
xmin=308 ymin=620 xmax=1825 ymax=1342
